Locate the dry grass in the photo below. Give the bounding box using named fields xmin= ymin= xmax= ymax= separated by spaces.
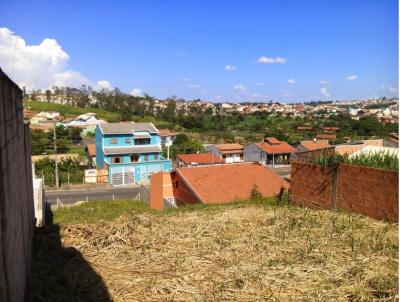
xmin=29 ymin=203 xmax=398 ymax=301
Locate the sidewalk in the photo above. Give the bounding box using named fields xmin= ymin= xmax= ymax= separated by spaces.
xmin=45 ymin=183 xmax=113 ymax=192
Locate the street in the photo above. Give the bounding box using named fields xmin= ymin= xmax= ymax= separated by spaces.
xmin=45 ymin=186 xmax=142 ymax=205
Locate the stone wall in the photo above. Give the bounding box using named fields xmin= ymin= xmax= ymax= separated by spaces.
xmin=0 ymin=68 xmax=35 ymax=301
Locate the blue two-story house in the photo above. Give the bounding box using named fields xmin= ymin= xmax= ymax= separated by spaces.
xmin=95 ymin=122 xmax=172 ymax=185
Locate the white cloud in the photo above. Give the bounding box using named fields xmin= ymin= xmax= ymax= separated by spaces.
xmin=233 ymin=84 xmax=246 ymax=92
xmin=345 ymin=75 xmax=358 ymax=81
xmin=320 ymin=80 xmax=331 ymax=84
xmin=252 ymin=93 xmax=261 ymax=98
xmin=258 ymin=56 xmax=287 ymax=64
xmin=288 ymin=78 xmax=296 ymax=84
xmin=130 ymin=88 xmax=142 ymax=96
xmin=0 ymin=27 xmax=93 ymax=90
xmin=189 ymin=84 xmax=200 ymax=88
xmin=381 ymin=84 xmax=397 ymax=93
xmin=182 ymin=77 xmax=190 ymax=81
xmin=253 ymin=82 xmax=264 ymax=86
xmin=320 ymin=87 xmax=330 ymax=97
xmin=224 ymin=64 xmax=237 ymax=71
xmin=97 ymin=80 xmax=112 ymax=90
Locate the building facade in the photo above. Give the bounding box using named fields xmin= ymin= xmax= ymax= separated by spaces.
xmin=205 ymin=143 xmax=244 ymax=163
xmin=95 ymin=123 xmax=171 ymax=185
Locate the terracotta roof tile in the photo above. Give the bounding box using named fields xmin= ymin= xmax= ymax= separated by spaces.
xmin=176 ymin=163 xmax=289 ymax=204
xmin=215 ymin=143 xmax=244 ymax=151
xmin=300 ymin=140 xmax=332 ymax=151
xmin=176 ymin=152 xmax=224 ymax=165
xmin=316 ymin=134 xmax=336 ymax=140
xmin=255 ymin=138 xmax=297 ymax=155
xmin=86 ymin=144 xmax=96 ymax=157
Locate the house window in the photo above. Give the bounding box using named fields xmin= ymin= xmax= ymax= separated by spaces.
xmin=130 ymin=154 xmax=139 ymax=162
xmin=110 ymin=138 xmax=118 ymax=144
xmin=175 ymin=181 xmax=179 ymax=188
xmin=154 ymin=154 xmax=159 ymax=160
xmin=112 ymin=157 xmax=122 ymax=164
xmin=144 ymin=155 xmax=149 ymax=161
xmin=125 ymin=138 xmax=131 ymax=144
xmin=135 ymin=138 xmax=151 ymax=145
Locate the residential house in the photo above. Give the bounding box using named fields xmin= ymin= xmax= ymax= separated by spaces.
xmin=95 ymin=122 xmax=172 ymax=185
xmin=67 ymin=113 xmax=105 ymax=127
xmin=176 ymin=152 xmax=224 ymax=167
xmin=150 ymin=163 xmax=289 ymax=209
xmin=316 ymin=133 xmax=336 ymax=141
xmin=244 ymin=137 xmax=297 ymax=167
xmin=295 ymin=140 xmax=332 ymax=152
xmin=206 ymin=143 xmax=244 ymax=163
xmin=85 ymin=143 xmax=96 ymax=164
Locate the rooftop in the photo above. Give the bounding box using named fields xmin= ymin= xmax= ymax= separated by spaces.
xmin=176 ymin=152 xmax=224 ymax=165
xmin=99 ymin=122 xmax=158 ymax=135
xmin=176 ymin=163 xmax=288 ymax=204
xmin=255 ymin=138 xmax=297 ymax=154
xmin=300 ymin=140 xmax=332 ymax=151
xmin=214 ymin=143 xmax=244 ymax=151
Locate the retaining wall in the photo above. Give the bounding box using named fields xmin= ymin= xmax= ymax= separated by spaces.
xmin=290 ymin=161 xmax=398 ymax=222
xmin=0 ymin=68 xmax=35 ymax=301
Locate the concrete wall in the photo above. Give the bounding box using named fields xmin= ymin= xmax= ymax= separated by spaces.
xmin=0 ymin=68 xmax=35 ymax=301
xmin=290 ymin=161 xmax=399 ymax=222
xmin=244 ymin=143 xmax=264 ymax=162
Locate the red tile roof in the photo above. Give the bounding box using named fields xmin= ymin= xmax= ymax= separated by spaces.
xmin=176 ymin=163 xmax=289 ymax=204
xmin=159 ymin=129 xmax=177 ymax=137
xmin=176 ymin=152 xmax=224 ymax=165
xmin=316 ymin=134 xmax=336 ymax=140
xmin=215 ymin=143 xmax=244 ymax=151
xmin=300 ymin=140 xmax=332 ymax=151
xmin=86 ymin=144 xmax=96 ymax=157
xmin=255 ymin=138 xmax=297 ymax=155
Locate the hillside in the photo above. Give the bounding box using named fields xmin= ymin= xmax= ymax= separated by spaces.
xmin=24 ymin=99 xmax=170 ymax=127
xmin=28 ymin=201 xmax=398 ymax=301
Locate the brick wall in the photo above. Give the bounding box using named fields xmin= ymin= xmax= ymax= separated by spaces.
xmin=171 ymin=172 xmax=200 ymax=205
xmin=290 ymin=161 xmax=334 ymax=209
xmin=290 ymin=160 xmax=399 ymax=222
xmin=336 ymin=164 xmax=398 ymax=222
xmin=0 ymin=68 xmax=35 ymax=301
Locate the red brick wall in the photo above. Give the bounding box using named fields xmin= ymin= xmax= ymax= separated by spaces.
xmin=290 ymin=161 xmax=399 ymax=222
xmin=290 ymin=161 xmax=334 ymax=209
xmin=171 ymin=172 xmax=200 ymax=205
xmin=337 ymin=164 xmax=398 ymax=222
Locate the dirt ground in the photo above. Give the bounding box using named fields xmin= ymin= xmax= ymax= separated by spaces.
xmin=28 ymin=204 xmax=398 ymax=301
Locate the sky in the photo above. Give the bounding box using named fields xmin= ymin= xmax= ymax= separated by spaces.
xmin=0 ymin=0 xmax=398 ymax=102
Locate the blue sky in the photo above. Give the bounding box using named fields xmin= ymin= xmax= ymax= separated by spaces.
xmin=0 ymin=0 xmax=398 ymax=102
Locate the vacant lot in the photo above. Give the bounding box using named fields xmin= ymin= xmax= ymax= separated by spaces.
xmin=28 ymin=201 xmax=398 ymax=301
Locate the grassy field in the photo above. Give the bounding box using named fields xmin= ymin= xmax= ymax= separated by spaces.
xmin=28 ymin=200 xmax=398 ymax=301
xmin=24 ymin=99 xmax=171 ymax=127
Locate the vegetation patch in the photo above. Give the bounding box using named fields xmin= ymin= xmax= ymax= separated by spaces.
xmin=28 ymin=201 xmax=398 ymax=301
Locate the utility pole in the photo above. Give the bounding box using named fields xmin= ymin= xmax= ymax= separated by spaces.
xmin=53 ymin=123 xmax=59 ymax=189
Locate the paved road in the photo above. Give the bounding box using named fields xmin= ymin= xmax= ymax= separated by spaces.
xmin=45 ymin=186 xmax=141 ymax=205
xmin=269 ymin=166 xmax=291 ymax=178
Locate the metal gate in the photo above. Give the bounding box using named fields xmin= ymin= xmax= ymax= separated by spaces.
xmin=110 ymin=166 xmax=135 ymax=186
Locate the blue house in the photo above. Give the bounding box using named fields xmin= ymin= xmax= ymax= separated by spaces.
xmin=95 ymin=122 xmax=172 ymax=185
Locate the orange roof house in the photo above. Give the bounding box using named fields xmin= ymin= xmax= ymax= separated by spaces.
xmin=316 ymin=133 xmax=336 ymax=140
xmin=150 ymin=163 xmax=289 ymax=208
xmin=296 ymin=140 xmax=332 ymax=152
xmin=176 ymin=152 xmax=224 ymax=167
xmin=205 ymin=143 xmax=244 ymax=163
xmin=322 ymin=127 xmax=340 ymax=133
xmin=85 ymin=144 xmax=96 ymax=160
xmin=244 ymin=138 xmax=296 ymax=167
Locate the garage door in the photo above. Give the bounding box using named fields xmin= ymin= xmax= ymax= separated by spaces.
xmin=111 ymin=166 xmax=135 ymax=186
